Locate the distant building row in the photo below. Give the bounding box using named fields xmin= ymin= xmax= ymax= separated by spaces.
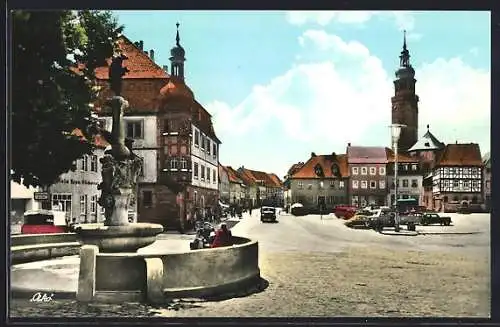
xmin=218 ymin=165 xmax=284 ymax=208
xmin=284 ymin=129 xmax=489 ymax=213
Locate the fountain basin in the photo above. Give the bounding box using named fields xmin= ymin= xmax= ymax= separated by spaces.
xmin=75 ymin=223 xmax=163 ymax=253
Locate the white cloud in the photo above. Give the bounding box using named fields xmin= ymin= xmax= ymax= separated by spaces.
xmin=286 ymin=11 xmax=375 ymax=26
xmin=470 ymin=47 xmax=479 ymax=56
xmin=286 ymin=11 xmax=417 ymax=32
xmin=206 ymin=30 xmax=490 ymax=177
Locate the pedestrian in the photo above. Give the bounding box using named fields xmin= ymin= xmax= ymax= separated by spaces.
xmin=211 ymin=223 xmax=233 ymax=248
xmin=249 ymin=206 xmax=252 ymax=216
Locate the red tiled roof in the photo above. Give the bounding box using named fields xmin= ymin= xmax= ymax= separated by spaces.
xmin=71 ymin=128 xmax=109 ymax=149
xmin=159 ymin=78 xmax=194 ymax=99
xmin=385 ymin=148 xmax=419 ymax=163
xmin=71 ymin=35 xmax=168 ymax=80
xmin=287 ymin=162 xmax=305 ymax=177
xmin=291 ymin=154 xmax=349 ymax=179
xmin=347 ymin=146 xmax=387 ymax=164
xmin=435 ymin=143 xmax=483 ymax=167
xmin=95 ymin=35 xmax=168 ymax=79
xmin=268 ymin=173 xmax=283 ymax=187
xmin=238 ymin=168 xmax=257 ymax=186
xmin=225 ymin=166 xmax=243 ymax=184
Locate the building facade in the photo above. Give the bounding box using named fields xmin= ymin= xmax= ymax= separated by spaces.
xmin=225 ymin=166 xmax=246 ymax=205
xmin=283 ymin=162 xmax=305 ymax=208
xmin=218 ymin=164 xmax=230 ymax=203
xmin=483 ymin=152 xmax=491 ymax=211
xmin=347 ymin=146 xmax=388 ymax=207
xmin=10 ymin=180 xmax=41 ymax=233
xmin=407 ymin=125 xmax=445 ymax=210
xmin=385 ymin=148 xmax=423 ymax=206
xmin=391 ymin=32 xmax=419 ymax=153
xmin=431 ymin=143 xmax=484 ymax=212
xmin=289 ymin=153 xmax=349 ymax=212
xmin=47 ymin=130 xmax=108 ymax=224
xmin=93 ymin=26 xmax=220 ymax=229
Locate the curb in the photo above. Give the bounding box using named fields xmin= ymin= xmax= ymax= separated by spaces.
xmin=380 ymin=231 xmax=419 ymax=237
xmin=417 ymin=231 xmax=482 ymax=235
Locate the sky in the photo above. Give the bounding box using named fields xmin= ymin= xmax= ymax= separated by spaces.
xmin=114 ymin=10 xmax=491 ymax=179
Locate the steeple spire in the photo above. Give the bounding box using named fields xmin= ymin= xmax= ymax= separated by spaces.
xmin=176 ymin=22 xmax=180 ymax=46
xmin=399 ymin=30 xmax=411 ymax=68
xmin=170 ymin=22 xmax=186 ymax=80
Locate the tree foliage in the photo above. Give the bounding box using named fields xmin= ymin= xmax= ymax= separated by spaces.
xmin=12 ymin=10 xmax=123 ymax=188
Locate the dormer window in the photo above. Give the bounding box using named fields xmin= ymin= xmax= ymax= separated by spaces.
xmin=424 ymin=142 xmax=430 ymax=147
xmin=314 ymin=164 xmax=324 ymax=177
xmin=331 ymin=164 xmax=340 ymax=178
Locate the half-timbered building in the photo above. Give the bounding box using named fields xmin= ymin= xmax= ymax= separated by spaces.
xmin=431 ymin=143 xmax=484 ymax=212
xmin=483 ymin=152 xmax=491 ymax=212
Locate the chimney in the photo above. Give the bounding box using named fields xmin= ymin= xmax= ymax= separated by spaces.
xmin=332 ymin=152 xmax=336 ymax=157
xmin=163 ymin=65 xmax=168 ymax=73
xmin=348 ymin=143 xmax=351 ymax=147
xmin=149 ymin=49 xmax=155 ymax=61
xmin=311 ymin=152 xmax=316 ymax=157
xmin=139 ymin=40 xmax=144 ymax=50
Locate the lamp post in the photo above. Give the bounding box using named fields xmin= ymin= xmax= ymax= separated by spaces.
xmin=390 ymin=124 xmax=406 ymax=232
xmin=320 ymin=180 xmax=324 ymax=220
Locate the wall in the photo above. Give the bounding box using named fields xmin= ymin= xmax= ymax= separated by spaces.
xmin=289 ymin=178 xmax=348 ymax=209
xmin=348 ymin=163 xmax=387 ymax=206
xmin=102 ymin=115 xmax=158 ymax=149
xmin=134 ymin=149 xmax=157 ymax=183
xmin=82 ymin=236 xmax=260 ymax=302
xmin=50 ymin=150 xmax=105 ymax=223
xmin=386 ymin=175 xmax=423 ymax=205
xmin=218 ymin=168 xmax=230 ymax=202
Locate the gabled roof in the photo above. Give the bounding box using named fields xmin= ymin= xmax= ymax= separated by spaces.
xmin=95 ymin=35 xmax=168 ymax=80
xmin=385 ymin=148 xmax=419 ymax=163
xmin=347 ymin=146 xmax=387 ymax=164
xmin=408 ymin=125 xmax=445 ymax=152
xmin=286 ymin=162 xmax=305 ymax=177
xmin=435 ymin=143 xmax=483 ymax=167
xmin=237 ymin=168 xmax=256 ymax=186
xmin=291 ymin=153 xmax=349 ymax=179
xmin=225 ymin=166 xmax=244 ymax=184
xmin=268 ymin=173 xmax=283 ymax=187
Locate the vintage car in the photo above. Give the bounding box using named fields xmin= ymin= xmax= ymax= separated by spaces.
xmin=21 ymin=209 xmax=68 ymax=234
xmin=420 ymin=213 xmax=452 ymax=226
xmin=334 ymin=205 xmax=358 ymax=220
xmin=261 ymin=206 xmax=278 ymax=223
xmin=290 ymin=203 xmax=308 ymax=216
xmin=344 ymin=210 xmax=374 ymax=228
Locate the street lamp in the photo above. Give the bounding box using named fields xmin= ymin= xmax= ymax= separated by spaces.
xmin=390 ymin=123 xmax=406 ymax=232
xmin=320 ymin=180 xmax=324 ymax=220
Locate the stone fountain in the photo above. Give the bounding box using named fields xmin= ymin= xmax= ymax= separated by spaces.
xmin=75 ymin=52 xmax=163 ymax=253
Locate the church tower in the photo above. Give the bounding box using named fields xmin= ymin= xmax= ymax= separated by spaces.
xmin=391 ymin=31 xmax=419 ymax=153
xmin=170 ymin=22 xmax=186 ymax=80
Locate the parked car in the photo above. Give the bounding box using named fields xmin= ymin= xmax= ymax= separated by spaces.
xmin=334 ymin=205 xmax=357 ymax=219
xmin=420 ymin=213 xmax=452 ymax=226
xmin=344 ymin=211 xmax=374 ymax=228
xmin=290 ymin=203 xmax=308 ymax=216
xmin=399 ymin=212 xmax=422 ymax=231
xmin=261 ymin=206 xmax=278 ymax=223
xmin=21 ymin=209 xmax=68 ymax=234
